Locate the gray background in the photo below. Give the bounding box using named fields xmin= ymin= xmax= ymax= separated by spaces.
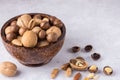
xmin=0 ymin=0 xmax=120 ymax=80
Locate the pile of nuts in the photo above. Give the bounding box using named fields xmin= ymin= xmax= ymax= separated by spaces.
xmin=50 ymin=45 xmax=113 ymax=80
xmin=5 ymin=14 xmax=63 ymax=47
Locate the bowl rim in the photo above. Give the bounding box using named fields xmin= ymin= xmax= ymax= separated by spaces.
xmin=0 ymin=13 xmax=66 ymax=49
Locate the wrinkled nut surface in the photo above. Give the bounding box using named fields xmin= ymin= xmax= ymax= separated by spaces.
xmin=40 ymin=20 xmax=50 ymax=30
xmin=70 ymin=58 xmax=88 ymax=70
xmin=103 ymin=66 xmax=113 ymax=75
xmin=46 ymin=26 xmax=61 ymax=38
xmin=47 ymin=32 xmax=58 ymax=42
xmin=87 ymin=73 xmax=95 ymax=79
xmin=27 ymin=19 xmax=36 ymax=29
xmin=88 ymin=65 xmax=98 ymax=73
xmin=65 ymin=67 xmax=72 ymax=77
xmin=19 ymin=27 xmax=27 ymax=36
xmin=32 ymin=26 xmax=41 ymax=34
xmin=73 ymin=72 xmax=81 ymax=80
xmin=38 ymin=30 xmax=46 ymax=39
xmin=51 ymin=68 xmax=59 ymax=79
xmin=38 ymin=40 xmax=49 ymax=47
xmin=0 ymin=61 xmax=17 ymax=77
xmin=22 ymin=31 xmax=38 ymax=47
xmin=12 ymin=39 xmax=22 ymax=46
xmin=61 ymin=63 xmax=70 ymax=71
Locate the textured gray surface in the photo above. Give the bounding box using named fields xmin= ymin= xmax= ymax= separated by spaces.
xmin=0 ymin=0 xmax=120 ymax=80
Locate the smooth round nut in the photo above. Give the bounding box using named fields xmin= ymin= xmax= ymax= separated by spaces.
xmin=103 ymin=66 xmax=113 ymax=75
xmin=46 ymin=26 xmax=61 ymax=38
xmin=38 ymin=30 xmax=46 ymax=39
xmin=12 ymin=39 xmax=22 ymax=46
xmin=22 ymin=31 xmax=38 ymax=47
xmin=6 ymin=33 xmax=16 ymax=41
xmin=88 ymin=65 xmax=98 ymax=73
xmin=0 ymin=61 xmax=17 ymax=77
xmin=10 ymin=25 xmax=19 ymax=33
xmin=47 ymin=32 xmax=58 ymax=42
xmin=19 ymin=27 xmax=27 ymax=36
xmin=5 ymin=26 xmax=12 ymax=34
xmin=10 ymin=21 xmax=17 ymax=26
xmin=32 ymin=26 xmax=41 ymax=34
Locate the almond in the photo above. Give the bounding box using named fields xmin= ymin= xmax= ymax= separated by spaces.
xmin=65 ymin=67 xmax=72 ymax=77
xmin=51 ymin=68 xmax=59 ymax=79
xmin=73 ymin=72 xmax=81 ymax=80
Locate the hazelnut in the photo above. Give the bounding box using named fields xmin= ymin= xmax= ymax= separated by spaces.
xmin=12 ymin=39 xmax=22 ymax=46
xmin=47 ymin=32 xmax=58 ymax=42
xmin=32 ymin=26 xmax=41 ymax=34
xmin=5 ymin=26 xmax=13 ymax=34
xmin=38 ymin=30 xmax=46 ymax=39
xmin=17 ymin=14 xmax=32 ymax=28
xmin=19 ymin=27 xmax=27 ymax=36
xmin=53 ymin=19 xmax=63 ymax=28
xmin=27 ymin=19 xmax=36 ymax=29
xmin=84 ymin=45 xmax=93 ymax=52
xmin=10 ymin=21 xmax=17 ymax=26
xmin=10 ymin=25 xmax=19 ymax=33
xmin=22 ymin=31 xmax=38 ymax=47
xmin=103 ymin=66 xmax=113 ymax=75
xmin=6 ymin=33 xmax=16 ymax=41
xmin=0 ymin=61 xmax=17 ymax=77
xmin=40 ymin=20 xmax=50 ymax=30
xmin=88 ymin=65 xmax=98 ymax=73
xmin=46 ymin=26 xmax=61 ymax=38
xmin=72 ymin=46 xmax=80 ymax=53
xmin=38 ymin=40 xmax=49 ymax=47
xmin=91 ymin=53 xmax=101 ymax=60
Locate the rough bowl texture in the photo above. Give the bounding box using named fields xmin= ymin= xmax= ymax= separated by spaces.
xmin=0 ymin=13 xmax=66 ymax=66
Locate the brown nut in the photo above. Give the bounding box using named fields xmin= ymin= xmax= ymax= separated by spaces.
xmin=27 ymin=19 xmax=36 ymax=29
xmin=40 ymin=20 xmax=50 ymax=30
xmin=38 ymin=30 xmax=46 ymax=39
xmin=32 ymin=26 xmax=41 ymax=34
xmin=84 ymin=45 xmax=93 ymax=52
xmin=42 ymin=17 xmax=49 ymax=22
xmin=6 ymin=33 xmax=16 ymax=41
xmin=46 ymin=26 xmax=61 ymax=38
xmin=46 ymin=32 xmax=58 ymax=42
xmin=37 ymin=40 xmax=49 ymax=47
xmin=53 ymin=19 xmax=63 ymax=28
xmin=65 ymin=67 xmax=72 ymax=77
xmin=22 ymin=31 xmax=38 ymax=47
xmin=103 ymin=66 xmax=113 ymax=75
xmin=91 ymin=53 xmax=101 ymax=60
xmin=10 ymin=21 xmax=17 ymax=26
xmin=51 ymin=68 xmax=59 ymax=79
xmin=61 ymin=63 xmax=70 ymax=71
xmin=33 ymin=14 xmax=42 ymax=20
xmin=88 ymin=65 xmax=98 ymax=73
xmin=33 ymin=15 xmax=42 ymax=26
xmin=10 ymin=25 xmax=19 ymax=33
xmin=70 ymin=59 xmax=88 ymax=71
xmin=0 ymin=61 xmax=17 ymax=77
xmin=19 ymin=27 xmax=27 ymax=36
xmin=72 ymin=46 xmax=80 ymax=53
xmin=73 ymin=72 xmax=81 ymax=80
xmin=12 ymin=39 xmax=22 ymax=46
xmin=17 ymin=14 xmax=32 ymax=28
xmin=5 ymin=26 xmax=19 ymax=35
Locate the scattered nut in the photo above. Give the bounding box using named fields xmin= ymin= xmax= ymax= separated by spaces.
xmin=12 ymin=39 xmax=22 ymax=46
xmin=103 ymin=66 xmax=113 ymax=75
xmin=38 ymin=30 xmax=46 ymax=39
xmin=65 ymin=67 xmax=72 ymax=77
xmin=61 ymin=63 xmax=70 ymax=71
xmin=51 ymin=68 xmax=59 ymax=79
xmin=0 ymin=61 xmax=17 ymax=77
xmin=91 ymin=53 xmax=101 ymax=60
xmin=6 ymin=33 xmax=16 ymax=41
xmin=84 ymin=45 xmax=93 ymax=52
xmin=87 ymin=73 xmax=95 ymax=79
xmin=19 ymin=27 xmax=27 ymax=36
xmin=72 ymin=46 xmax=80 ymax=53
xmin=47 ymin=32 xmax=58 ymax=42
xmin=73 ymin=72 xmax=81 ymax=80
xmin=22 ymin=31 xmax=38 ymax=47
xmin=32 ymin=26 xmax=41 ymax=34
xmin=88 ymin=65 xmax=98 ymax=73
